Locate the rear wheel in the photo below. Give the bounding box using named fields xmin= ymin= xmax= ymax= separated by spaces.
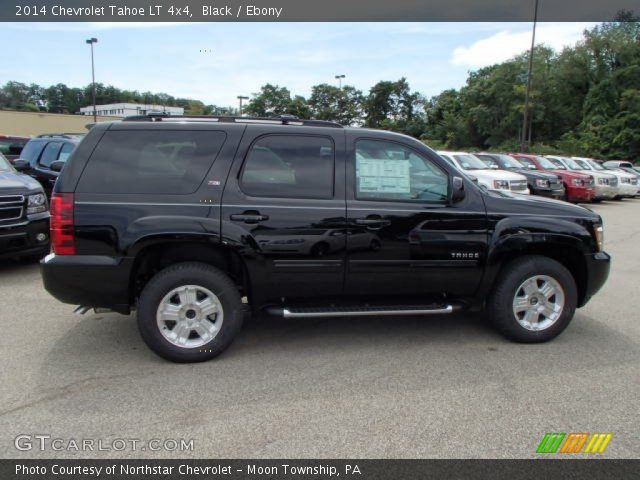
xmin=137 ymin=262 xmax=243 ymax=362
xmin=487 ymin=255 xmax=577 ymax=342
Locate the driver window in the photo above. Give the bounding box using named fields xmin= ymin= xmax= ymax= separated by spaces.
xmin=355 ymin=139 xmax=448 ymax=203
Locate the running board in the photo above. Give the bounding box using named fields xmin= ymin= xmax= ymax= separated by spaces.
xmin=266 ymin=304 xmax=459 ymax=318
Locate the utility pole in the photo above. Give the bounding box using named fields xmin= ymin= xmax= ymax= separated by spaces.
xmin=237 ymin=96 xmax=249 ymax=116
xmin=86 ymin=37 xmax=98 ymax=123
xmin=334 ymin=74 xmax=346 ymax=89
xmin=521 ymin=0 xmax=538 ymax=152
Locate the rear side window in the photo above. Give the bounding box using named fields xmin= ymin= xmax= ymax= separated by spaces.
xmin=240 ymin=135 xmax=334 ymax=199
xmin=20 ymin=140 xmax=46 ymax=164
xmin=77 ymin=131 xmax=226 ymax=194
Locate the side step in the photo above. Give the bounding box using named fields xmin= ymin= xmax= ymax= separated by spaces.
xmin=266 ymin=304 xmax=460 ymax=318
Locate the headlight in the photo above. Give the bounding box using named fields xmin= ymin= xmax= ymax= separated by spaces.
xmin=27 ymin=193 xmax=48 ymax=214
xmin=572 ymin=178 xmax=584 ymax=186
xmin=535 ymin=179 xmax=550 ymax=188
xmin=593 ymin=224 xmax=604 ymax=252
xmin=493 ymin=180 xmax=509 ymax=190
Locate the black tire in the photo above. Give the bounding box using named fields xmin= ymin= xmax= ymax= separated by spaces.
xmin=137 ymin=262 xmax=243 ymax=363
xmin=591 ymin=198 xmax=602 ymax=203
xmin=487 ymin=255 xmax=577 ymax=343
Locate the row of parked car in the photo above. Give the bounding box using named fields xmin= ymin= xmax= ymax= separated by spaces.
xmin=0 ymin=129 xmax=638 ymax=265
xmin=438 ymin=151 xmax=640 ymax=203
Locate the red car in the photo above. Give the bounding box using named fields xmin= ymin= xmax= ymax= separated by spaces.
xmin=510 ymin=153 xmax=595 ymax=203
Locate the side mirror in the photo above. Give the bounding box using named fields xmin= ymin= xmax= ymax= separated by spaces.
xmin=50 ymin=160 xmax=65 ymax=172
xmin=12 ymin=159 xmax=29 ymax=172
xmin=451 ymin=176 xmax=466 ymax=203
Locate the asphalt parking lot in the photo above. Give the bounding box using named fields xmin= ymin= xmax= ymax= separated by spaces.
xmin=1 ymin=199 xmax=638 ymax=459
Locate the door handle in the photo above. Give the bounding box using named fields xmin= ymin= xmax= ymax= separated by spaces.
xmin=230 ymin=211 xmax=269 ymax=224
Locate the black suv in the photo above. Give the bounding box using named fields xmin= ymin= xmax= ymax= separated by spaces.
xmin=475 ymin=153 xmax=565 ymax=199
xmin=41 ymin=115 xmax=611 ymax=362
xmin=14 ymin=134 xmax=83 ymax=196
xmin=0 ymin=152 xmax=50 ymax=260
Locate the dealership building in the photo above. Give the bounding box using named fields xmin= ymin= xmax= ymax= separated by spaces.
xmin=79 ymin=103 xmax=184 ymax=117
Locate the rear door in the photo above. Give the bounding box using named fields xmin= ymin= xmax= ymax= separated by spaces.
xmin=221 ymin=126 xmax=346 ymax=306
xmin=344 ymin=133 xmax=488 ymax=299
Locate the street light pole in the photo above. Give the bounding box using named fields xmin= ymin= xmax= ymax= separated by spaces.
xmin=86 ymin=37 xmax=98 ymax=123
xmin=521 ymin=0 xmax=538 ymax=152
xmin=334 ymin=74 xmax=346 ymax=89
xmin=237 ymin=96 xmax=249 ymax=116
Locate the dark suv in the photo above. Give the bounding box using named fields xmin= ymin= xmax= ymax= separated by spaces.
xmin=0 ymin=152 xmax=50 ymax=260
xmin=14 ymin=134 xmax=83 ymax=196
xmin=41 ymin=115 xmax=611 ymax=362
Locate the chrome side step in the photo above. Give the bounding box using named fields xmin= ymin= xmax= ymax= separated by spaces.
xmin=266 ymin=304 xmax=458 ymax=318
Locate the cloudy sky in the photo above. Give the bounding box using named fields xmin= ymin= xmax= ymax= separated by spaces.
xmin=1 ymin=22 xmax=597 ymax=107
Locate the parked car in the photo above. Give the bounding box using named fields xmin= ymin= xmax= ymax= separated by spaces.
xmin=0 ymin=152 xmax=50 ymax=260
xmin=510 ymin=154 xmax=595 ymax=203
xmin=42 ymin=115 xmax=610 ymax=362
xmin=544 ymin=156 xmax=616 ymax=202
xmin=14 ymin=134 xmax=83 ymax=196
xmin=0 ymin=135 xmax=30 ymax=163
xmin=437 ymin=151 xmax=530 ymax=194
xmin=572 ymin=157 xmax=636 ymax=200
xmin=601 ymin=161 xmax=640 ymax=196
xmin=475 ymin=153 xmax=564 ymax=199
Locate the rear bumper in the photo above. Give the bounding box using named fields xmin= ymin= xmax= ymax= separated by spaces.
xmin=579 ymin=251 xmax=611 ymax=307
xmin=0 ymin=216 xmax=50 ymax=260
xmin=41 ymin=253 xmax=133 ymax=314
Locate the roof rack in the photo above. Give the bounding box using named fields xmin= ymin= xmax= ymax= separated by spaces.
xmin=37 ymin=133 xmax=85 ymax=138
xmin=121 ymin=113 xmax=344 ymax=129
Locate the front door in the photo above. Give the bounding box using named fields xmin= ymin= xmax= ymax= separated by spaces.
xmin=344 ymin=134 xmax=488 ymax=300
xmin=221 ymin=127 xmax=347 ymax=306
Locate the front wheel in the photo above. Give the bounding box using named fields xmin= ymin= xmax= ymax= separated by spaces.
xmin=137 ymin=262 xmax=243 ymax=362
xmin=487 ymin=256 xmax=577 ymax=342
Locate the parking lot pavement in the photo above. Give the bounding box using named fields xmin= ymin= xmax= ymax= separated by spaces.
xmin=0 ymin=199 xmax=638 ymax=460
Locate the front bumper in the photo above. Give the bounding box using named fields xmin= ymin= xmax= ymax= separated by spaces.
xmin=594 ymin=184 xmax=618 ymax=200
xmin=0 ymin=215 xmax=50 ymax=260
xmin=616 ymin=183 xmax=637 ymax=197
xmin=531 ymin=186 xmax=565 ymax=199
xmin=579 ymin=251 xmax=611 ymax=307
xmin=41 ymin=253 xmax=133 ymax=314
xmin=565 ymin=186 xmax=595 ymax=202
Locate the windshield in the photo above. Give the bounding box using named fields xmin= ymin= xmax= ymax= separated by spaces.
xmin=516 ymin=156 xmax=536 ymax=169
xmin=535 ymin=156 xmax=556 ymax=169
xmin=453 ymin=154 xmax=488 ymax=170
xmin=574 ymin=159 xmax=592 ymax=170
xmin=476 ymin=155 xmax=498 ymax=168
xmin=0 ymin=153 xmax=15 ymax=172
xmin=588 ymin=160 xmax=605 ymax=170
xmin=546 ymin=158 xmax=567 ymax=170
xmin=562 ymin=158 xmax=584 ymax=170
xmin=496 ymin=154 xmax=524 ymax=169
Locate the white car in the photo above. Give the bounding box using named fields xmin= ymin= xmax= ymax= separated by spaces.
xmin=573 ymin=157 xmax=637 ymax=199
xmin=438 ymin=151 xmax=530 ymax=194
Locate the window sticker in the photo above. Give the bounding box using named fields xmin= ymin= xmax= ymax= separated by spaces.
xmin=358 ymin=158 xmax=411 ymax=193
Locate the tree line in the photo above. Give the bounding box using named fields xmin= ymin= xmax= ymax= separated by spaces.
xmin=1 ymin=17 xmax=638 ymax=160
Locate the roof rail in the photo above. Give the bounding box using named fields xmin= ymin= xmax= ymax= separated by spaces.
xmin=36 ymin=133 xmax=85 ymax=138
xmin=122 ymin=113 xmax=344 ymax=129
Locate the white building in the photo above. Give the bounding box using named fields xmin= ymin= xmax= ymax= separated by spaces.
xmin=79 ymin=103 xmax=184 ymax=117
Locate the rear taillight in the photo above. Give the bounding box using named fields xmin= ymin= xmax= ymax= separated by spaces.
xmin=50 ymin=193 xmax=75 ymax=255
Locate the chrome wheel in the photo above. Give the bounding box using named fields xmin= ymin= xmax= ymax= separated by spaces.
xmin=512 ymin=275 xmax=565 ymax=331
xmin=156 ymin=285 xmax=223 ymax=348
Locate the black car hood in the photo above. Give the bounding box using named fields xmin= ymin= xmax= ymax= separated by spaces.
xmin=512 ymin=168 xmax=558 ymax=180
xmin=0 ymin=171 xmax=43 ymax=195
xmin=484 ymin=189 xmax=599 ymax=220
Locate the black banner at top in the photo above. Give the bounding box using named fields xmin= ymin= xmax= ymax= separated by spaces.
xmin=4 ymin=0 xmax=640 ymax=22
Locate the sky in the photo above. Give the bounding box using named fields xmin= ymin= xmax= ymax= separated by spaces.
xmin=0 ymin=22 xmax=598 ymax=108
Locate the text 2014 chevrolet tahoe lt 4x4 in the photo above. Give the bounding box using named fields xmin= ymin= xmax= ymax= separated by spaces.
xmin=41 ymin=115 xmax=611 ymax=362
